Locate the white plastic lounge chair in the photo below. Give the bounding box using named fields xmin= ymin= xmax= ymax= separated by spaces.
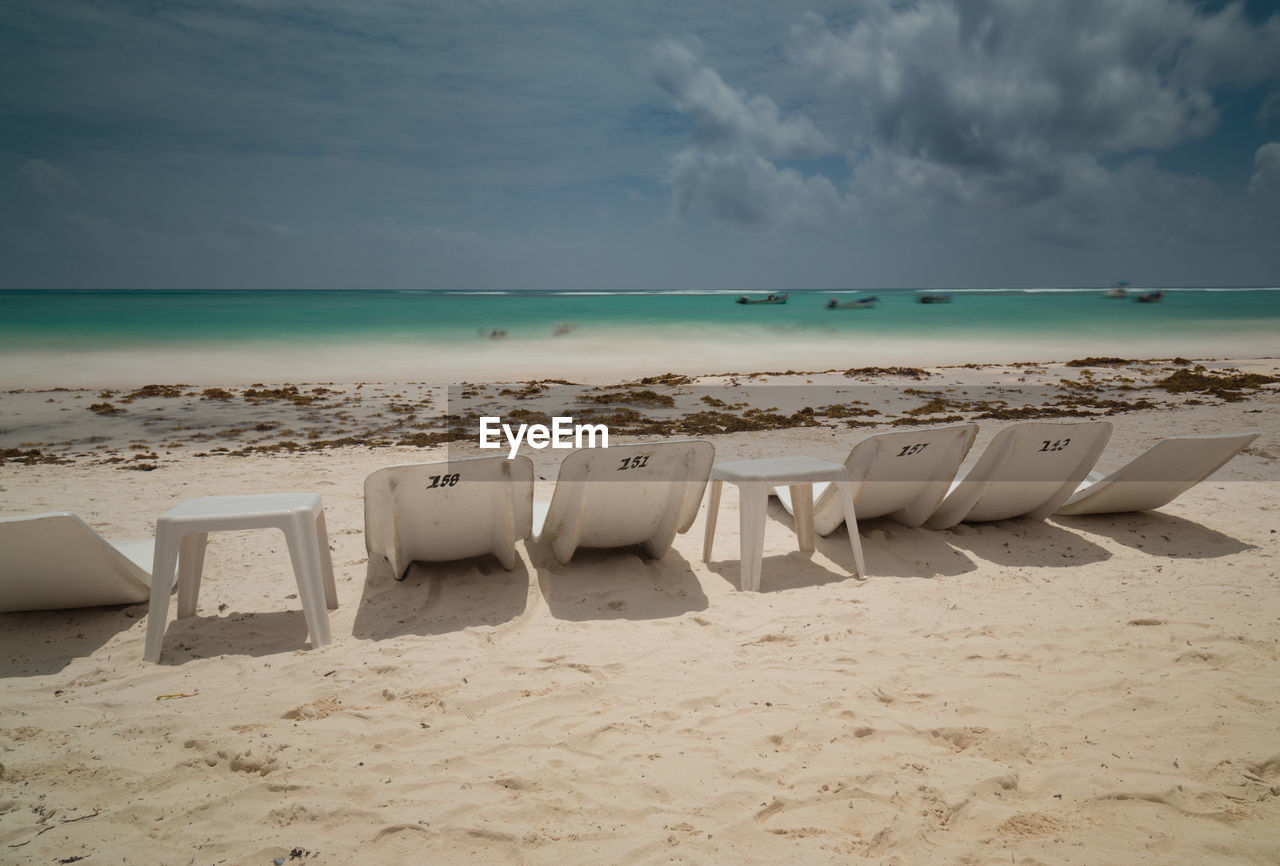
xmin=364 ymin=455 xmax=535 ymax=579
xmin=1054 ymin=432 xmax=1258 ymax=516
xmin=774 ymin=423 xmax=979 ymax=535
xmin=0 ymin=512 xmax=152 ymax=612
xmin=532 ymin=440 xmax=714 ymax=564
xmin=925 ymin=420 xmax=1112 ymax=529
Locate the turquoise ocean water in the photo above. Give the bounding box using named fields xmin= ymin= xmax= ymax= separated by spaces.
xmin=3 ymin=287 xmax=1280 ymax=350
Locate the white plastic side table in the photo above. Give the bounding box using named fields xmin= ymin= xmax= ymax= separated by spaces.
xmin=143 ymin=493 xmax=338 ymax=663
xmin=702 ymin=456 xmax=865 ymax=591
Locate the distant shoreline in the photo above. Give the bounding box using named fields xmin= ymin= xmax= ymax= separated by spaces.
xmin=3 ymin=334 xmax=1278 ymax=391
xmin=5 ymin=286 xmax=1280 ymax=293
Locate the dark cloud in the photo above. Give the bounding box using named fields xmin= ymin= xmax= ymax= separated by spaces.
xmin=791 ymin=0 xmax=1280 ymax=208
xmin=1 ymin=0 xmax=1278 ymax=289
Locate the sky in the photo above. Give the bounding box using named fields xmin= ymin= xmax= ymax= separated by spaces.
xmin=2 ymin=0 xmax=1280 ymax=291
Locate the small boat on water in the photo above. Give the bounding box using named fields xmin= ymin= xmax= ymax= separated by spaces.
xmin=735 ymin=292 xmax=790 ymax=305
xmin=918 ymin=292 xmax=953 ymax=304
xmin=1106 ymin=280 xmax=1130 ymax=298
xmin=826 ymin=295 xmax=879 ymax=309
xmin=1136 ymin=291 xmax=1164 ymax=303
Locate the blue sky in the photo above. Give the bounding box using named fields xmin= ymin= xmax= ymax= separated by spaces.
xmin=3 ymin=0 xmax=1279 ymax=290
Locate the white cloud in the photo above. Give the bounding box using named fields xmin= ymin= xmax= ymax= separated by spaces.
xmin=651 ymin=40 xmax=833 ymax=158
xmin=792 ymin=0 xmax=1280 ymax=208
xmin=651 ymin=40 xmax=843 ymax=226
xmin=1249 ymin=142 xmax=1280 ymax=197
xmin=666 ymin=149 xmax=843 ymax=225
xmin=20 ymin=159 xmax=78 ymax=197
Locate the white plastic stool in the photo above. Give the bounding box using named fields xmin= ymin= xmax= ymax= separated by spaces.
xmin=703 ymin=456 xmax=865 ymax=591
xmin=143 ymin=493 xmax=338 ymax=662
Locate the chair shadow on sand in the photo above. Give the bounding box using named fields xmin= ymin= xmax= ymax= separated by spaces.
xmin=353 ymin=544 xmax=710 ymax=632
xmin=1052 ymin=511 xmax=1256 ymax=559
xmin=536 ymin=546 xmax=709 ymax=622
xmin=0 ymin=604 xmax=145 ymax=677
xmin=941 ymin=518 xmax=1112 ymax=568
xmin=352 ymin=554 xmax=532 ymax=640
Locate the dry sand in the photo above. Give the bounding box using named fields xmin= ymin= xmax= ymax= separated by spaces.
xmin=1 ymin=359 xmax=1278 ymax=864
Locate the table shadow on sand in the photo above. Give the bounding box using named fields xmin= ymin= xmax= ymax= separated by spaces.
xmin=708 ymin=503 xmax=980 ymax=588
xmin=149 ymin=609 xmax=312 ymax=664
xmin=822 ymin=519 xmax=980 ymax=580
xmin=701 ymin=501 xmax=866 ymax=592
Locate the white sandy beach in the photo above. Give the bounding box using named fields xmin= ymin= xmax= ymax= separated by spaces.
xmin=1 ymin=358 xmax=1278 ymax=864
xmin=4 ymin=324 xmax=1280 ymax=390
xmin=9 ymin=0 xmax=1280 ymax=859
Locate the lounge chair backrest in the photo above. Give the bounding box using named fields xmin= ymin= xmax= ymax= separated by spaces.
xmin=1055 ymin=432 xmax=1258 ymax=515
xmin=0 ymin=512 xmax=151 ymax=612
xmin=538 ymin=440 xmax=714 ymax=563
xmin=926 ymin=420 xmax=1112 ymax=528
xmin=844 ymin=423 xmax=979 ymax=526
xmin=363 ymin=455 xmax=534 ymax=578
